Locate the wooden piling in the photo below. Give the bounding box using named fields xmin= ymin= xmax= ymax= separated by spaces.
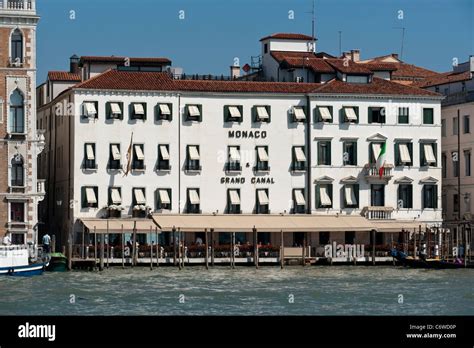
xmin=280 ymin=230 xmax=284 ymax=269
xmin=67 ymin=236 xmax=72 ymax=271
xmin=99 ymin=234 xmax=105 ymax=271
xmin=173 ymin=227 xmax=177 ymax=267
xmin=371 ymin=230 xmax=376 ymax=265
xmin=82 ymin=224 xmax=85 ymax=259
xmin=94 ymin=227 xmax=97 ymax=269
xmin=132 ymin=220 xmax=137 ymax=267
xmin=230 ymin=232 xmax=234 ymax=269
xmin=51 ymin=235 xmax=56 ymax=254
xmin=205 ymin=229 xmax=209 ymax=270
xmin=211 ymin=228 xmax=215 ymax=267
xmin=150 ymin=230 xmax=153 ymax=270
xmin=253 ymin=227 xmax=258 ymax=269
xmin=413 ymin=228 xmax=417 ymax=259
xmin=121 ymin=225 xmax=125 ymax=269
xmin=155 ymin=228 xmax=159 ymax=267
xmin=302 ymin=234 xmax=306 ymax=267
xmin=181 ymin=230 xmax=185 ymax=269
xmin=106 ymin=220 xmax=109 ymax=269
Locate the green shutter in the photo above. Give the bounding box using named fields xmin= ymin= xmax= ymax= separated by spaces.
xmin=408 ymin=185 xmax=413 ymax=209
xmin=433 ymin=185 xmax=438 ymax=209
xmin=394 ymin=143 xmax=400 ymax=166
xmin=327 ymin=141 xmax=332 ymax=165
xmin=355 ymin=184 xmax=359 ymax=208
xmin=318 ymin=143 xmax=322 ymax=165
xmin=198 ymin=105 xmax=203 ymax=122
xmin=353 ymin=142 xmax=358 ymax=165
xmin=368 ymin=107 xmax=373 ymax=123
xmin=420 ymin=144 xmax=425 ymax=166
xmin=106 ymin=102 xmax=111 ymax=120
xmin=328 ymin=184 xmax=333 ymax=208
xmin=316 ymin=185 xmax=320 ymax=208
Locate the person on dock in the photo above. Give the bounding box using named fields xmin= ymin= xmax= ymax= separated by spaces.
xmin=42 ymin=233 xmax=51 ymax=253
xmin=2 ymin=233 xmax=11 ymax=246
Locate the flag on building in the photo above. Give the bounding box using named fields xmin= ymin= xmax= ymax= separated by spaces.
xmin=376 ymin=142 xmax=386 ymax=178
xmin=123 ymin=132 xmax=133 ymax=177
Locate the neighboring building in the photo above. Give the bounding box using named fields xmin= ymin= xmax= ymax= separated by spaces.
xmin=416 ymin=57 xmax=474 ymax=224
xmin=0 ymin=0 xmax=44 ymax=248
xmin=37 ymin=33 xmax=443 ymax=251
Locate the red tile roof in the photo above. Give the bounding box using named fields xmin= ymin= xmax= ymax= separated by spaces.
xmin=412 ymin=70 xmax=471 ymax=88
xmin=279 ymin=57 xmax=335 ymax=73
xmin=391 ymin=63 xmax=439 ymax=79
xmin=260 ymin=33 xmax=315 ymax=41
xmin=79 ymin=56 xmax=171 ymax=66
xmin=358 ymin=62 xmax=398 ymax=72
xmin=72 ymin=69 xmax=441 ymax=97
xmin=325 ymin=59 xmax=373 ymax=75
xmin=48 ymin=71 xmax=81 ymax=82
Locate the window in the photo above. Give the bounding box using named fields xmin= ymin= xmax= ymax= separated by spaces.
xmin=157 ymin=144 xmax=170 ymax=170
xmin=109 ymin=144 xmax=121 ymax=170
xmin=9 ymin=89 xmax=24 ymax=133
xmin=82 ymin=101 xmax=98 ymax=119
xmin=226 ymin=146 xmax=241 ymax=171
xmin=453 ymin=117 xmax=459 ymax=135
xmin=422 ymin=185 xmax=438 ymax=209
xmin=343 ymin=141 xmax=357 ymax=166
xmin=264 ymin=43 xmax=268 ymax=54
xmin=319 ymin=232 xmax=330 ymax=245
xmin=11 ymin=155 xmax=24 ymax=187
xmin=84 ymin=143 xmax=96 ymax=170
xmin=132 ymin=188 xmax=147 ymax=217
xmin=343 ymin=184 xmax=359 ymax=208
xmin=253 ymin=105 xmax=271 ymax=123
xmin=108 ymin=187 xmax=122 ymax=206
xmin=420 ymin=142 xmax=437 ymax=167
xmin=255 ymin=146 xmax=269 ymax=171
xmin=186 ymin=188 xmax=200 ymax=214
xmin=10 ymin=202 xmax=24 ymax=222
xmin=452 ymin=151 xmax=459 ymax=177
xmin=317 ymin=140 xmax=331 ymax=165
xmin=292 ymin=189 xmax=306 ymax=214
xmin=132 ymin=144 xmax=145 ymax=170
xmin=255 ymin=189 xmax=269 ymax=214
xmin=369 ymin=142 xmax=385 ymax=165
xmin=106 ymin=102 xmax=123 ymax=120
xmin=224 ymin=105 xmax=243 ymax=123
xmin=291 ymin=146 xmax=307 ymax=171
xmin=316 ymin=106 xmax=333 ymax=123
xmin=464 ymin=115 xmax=470 ymax=134
xmin=292 ymin=106 xmax=306 ymax=123
xmin=371 ymin=184 xmax=385 ymax=207
xmin=185 ymin=104 xmax=202 ymax=122
xmin=398 ymin=107 xmax=409 ymax=124
xmin=441 ymin=119 xmax=446 ymax=137
xmin=342 ymin=106 xmax=358 ymax=123
xmin=395 ymin=142 xmax=413 ymax=166
xmin=453 ymin=194 xmax=459 ymax=213
xmin=130 ymin=103 xmax=147 ymax=120
xmin=398 ymin=184 xmax=413 ymax=209
xmin=423 ymin=108 xmax=434 ymax=124
xmin=156 ymin=188 xmax=172 ymax=210
xmin=465 ymin=151 xmax=471 ymax=176
xmin=81 ymin=186 xmax=98 ymax=208
xmin=156 ymin=103 xmax=172 ymax=121
xmin=11 ymin=29 xmax=23 ymax=63
xmin=345 ymin=231 xmax=355 ymax=245
xmin=442 ymin=153 xmax=447 ymax=178
xmin=346 ymin=75 xmax=369 ymax=84
xmin=368 ymin=107 xmax=385 ymax=124
xmin=185 ymin=145 xmax=201 ymax=171
xmin=316 ymin=183 xmax=332 ymax=208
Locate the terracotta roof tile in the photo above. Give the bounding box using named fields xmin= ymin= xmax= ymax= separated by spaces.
xmin=79 ymin=56 xmax=171 ymax=65
xmin=392 ymin=63 xmax=439 ymax=79
xmin=412 ymin=70 xmax=471 ymax=88
xmin=48 ymin=71 xmax=81 ymax=82
xmin=325 ymin=59 xmax=372 ymax=74
xmin=260 ymin=33 xmax=315 ymax=41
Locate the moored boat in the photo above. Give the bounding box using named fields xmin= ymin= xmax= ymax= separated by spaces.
xmin=0 ymin=246 xmax=49 ymax=276
xmin=46 ymin=252 xmax=67 ymax=272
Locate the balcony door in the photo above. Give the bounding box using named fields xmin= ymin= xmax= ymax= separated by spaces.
xmin=371 ymin=184 xmax=385 ymax=207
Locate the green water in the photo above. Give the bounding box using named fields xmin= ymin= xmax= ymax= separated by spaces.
xmin=1 ymin=266 xmax=473 ymax=315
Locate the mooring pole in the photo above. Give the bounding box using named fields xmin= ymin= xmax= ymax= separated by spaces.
xmin=280 ymin=230 xmax=284 ymax=269
xmin=121 ymin=225 xmax=125 ymax=269
xmin=155 ymin=228 xmax=159 ymax=267
xmin=371 ymin=230 xmax=376 ymax=265
xmin=211 ymin=228 xmax=215 ymax=267
xmin=173 ymin=227 xmax=177 ymax=267
xmin=205 ymin=229 xmax=209 ymax=270
xmin=253 ymin=227 xmax=258 ymax=269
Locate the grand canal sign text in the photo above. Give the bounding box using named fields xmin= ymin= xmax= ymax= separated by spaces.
xmin=220 ymin=177 xmax=275 ymax=184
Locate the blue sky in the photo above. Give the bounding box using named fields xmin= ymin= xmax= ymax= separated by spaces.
xmin=36 ymin=0 xmax=473 ymax=83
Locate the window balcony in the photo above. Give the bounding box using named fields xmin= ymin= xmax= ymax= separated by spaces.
xmin=1 ymin=1 xmax=34 ymax=11
xmin=8 ymin=57 xmax=24 ymax=68
xmin=361 ymin=206 xmax=394 ymax=220
xmin=363 ymin=164 xmax=393 ymax=182
xmin=37 ymin=179 xmax=45 ymax=195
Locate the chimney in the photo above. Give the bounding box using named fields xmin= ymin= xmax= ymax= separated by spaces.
xmin=351 ymin=49 xmax=360 ymax=62
xmin=70 ymin=54 xmax=80 ymax=74
xmin=230 ymin=65 xmax=241 ymax=79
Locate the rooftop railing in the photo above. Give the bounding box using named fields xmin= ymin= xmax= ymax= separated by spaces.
xmin=0 ymin=0 xmax=35 ymax=11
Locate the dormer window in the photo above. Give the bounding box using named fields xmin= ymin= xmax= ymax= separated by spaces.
xmin=346 ymin=75 xmax=369 ymax=84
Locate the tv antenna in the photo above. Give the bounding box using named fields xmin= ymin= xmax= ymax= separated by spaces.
xmin=393 ymin=27 xmax=406 ymax=60
xmin=305 ymin=0 xmax=316 ymax=52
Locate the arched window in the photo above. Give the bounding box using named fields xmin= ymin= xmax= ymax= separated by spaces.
xmin=11 ymin=29 xmax=23 ymax=62
xmin=11 ymin=155 xmax=24 ymax=187
xmin=9 ymin=89 xmax=24 ymax=133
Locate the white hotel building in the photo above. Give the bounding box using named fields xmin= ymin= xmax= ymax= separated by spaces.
xmin=37 ymin=33 xmax=443 ymax=252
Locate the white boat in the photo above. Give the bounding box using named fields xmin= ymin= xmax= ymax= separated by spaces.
xmin=0 ymin=245 xmax=49 ymax=276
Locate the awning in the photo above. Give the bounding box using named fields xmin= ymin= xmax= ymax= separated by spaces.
xmin=111 ymin=145 xmax=121 ymax=161
xmin=257 ymin=190 xmax=269 ymax=205
xmin=320 ymin=186 xmax=332 ymax=206
xmin=159 ymin=104 xmax=171 ymax=115
xmin=256 ymin=106 xmax=269 ymax=120
xmin=86 ymin=144 xmax=95 ymax=160
xmin=84 ymin=102 xmax=97 ymax=116
xmin=189 ymin=146 xmax=200 ymax=160
xmin=159 ymin=145 xmax=170 ymax=160
xmin=85 ymin=188 xmax=97 ymax=204
xmin=295 ymin=147 xmax=306 ymax=162
xmin=151 ymin=214 xmax=375 ymax=233
xmin=228 ymin=106 xmax=241 ymax=118
xmin=229 ymin=190 xmax=240 ymax=205
xmin=159 ymin=189 xmax=171 ymax=204
xmin=189 ymin=189 xmax=200 ymax=204
xmin=344 ymin=185 xmax=357 ymax=205
xmin=80 ymin=219 xmax=159 ymax=234
xmin=424 ymin=144 xmax=436 ymax=164
xmin=134 ymin=103 xmax=145 ymax=115
xmin=318 ymin=106 xmax=332 ymax=121
xmin=372 ymin=221 xmax=427 ymax=233
xmin=399 ymin=143 xmax=411 ymax=163
xmin=188 ymin=105 xmax=200 ymax=117
xmin=134 ymin=188 xmax=146 ymax=205
xmin=257 ymin=147 xmax=269 ymax=162
xmin=229 ymin=146 xmax=240 ymax=161
xmin=110 ymin=102 xmax=121 ymax=115
xmin=111 ymin=188 xmax=122 ymax=204
xmin=134 ymin=145 xmax=144 ymax=160
xmin=344 ymin=107 xmax=357 ymax=121
xmin=372 ymin=143 xmax=382 ymax=162
xmin=293 ymin=106 xmax=306 ymax=120
xmin=295 ymin=190 xmax=306 ymax=206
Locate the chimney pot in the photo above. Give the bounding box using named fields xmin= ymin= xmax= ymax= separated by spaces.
xmin=70 ymin=54 xmax=80 ymax=74
xmin=230 ymin=65 xmax=241 ymax=79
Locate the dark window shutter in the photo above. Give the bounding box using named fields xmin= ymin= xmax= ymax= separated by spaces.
xmin=316 ymin=185 xmax=320 ymax=208
xmin=408 ymin=185 xmax=413 ymax=208
xmin=395 ymin=143 xmax=400 ymax=166
xmin=328 ymin=142 xmax=332 ymax=165
xmin=368 ymin=108 xmax=373 ymax=123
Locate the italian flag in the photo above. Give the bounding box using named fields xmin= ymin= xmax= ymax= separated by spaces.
xmin=376 ymin=142 xmax=386 ymax=178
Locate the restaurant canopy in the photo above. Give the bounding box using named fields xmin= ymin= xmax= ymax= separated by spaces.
xmin=80 ymin=219 xmax=158 ymax=234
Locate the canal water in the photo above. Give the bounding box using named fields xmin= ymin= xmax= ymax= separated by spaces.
xmin=1 ymin=266 xmax=473 ymax=315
